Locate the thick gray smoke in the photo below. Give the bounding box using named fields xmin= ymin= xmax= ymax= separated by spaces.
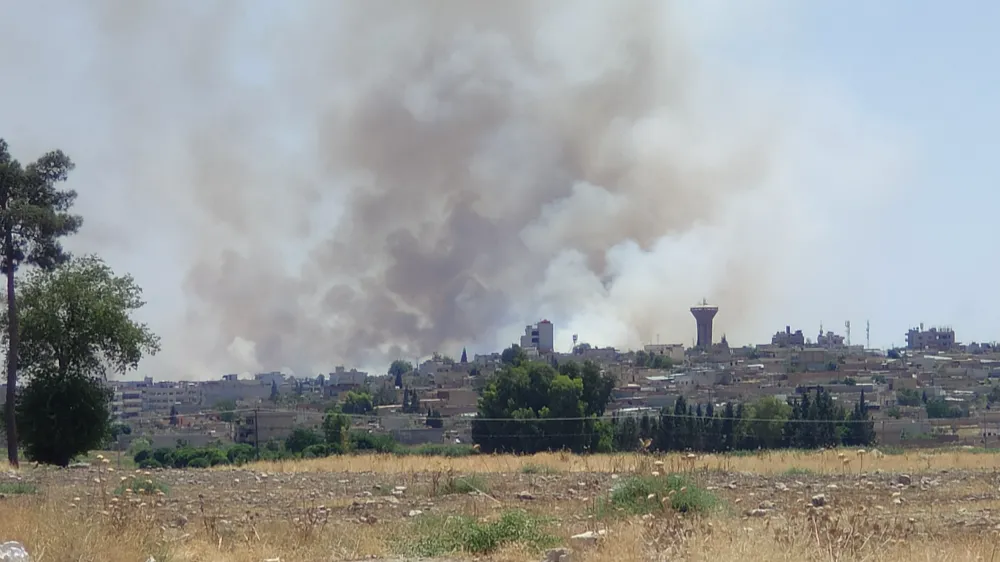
xmin=0 ymin=0 xmax=903 ymax=377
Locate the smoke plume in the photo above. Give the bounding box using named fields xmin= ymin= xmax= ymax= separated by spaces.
xmin=0 ymin=0 xmax=903 ymax=377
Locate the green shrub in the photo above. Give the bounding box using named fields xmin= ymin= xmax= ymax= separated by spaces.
xmin=400 ymin=510 xmax=558 ymax=556
xmin=595 ymin=474 xmax=719 ymax=517
xmin=115 ymin=475 xmax=169 ymax=496
xmin=520 ymin=463 xmax=558 ymax=474
xmin=350 ymin=431 xmax=398 ymax=453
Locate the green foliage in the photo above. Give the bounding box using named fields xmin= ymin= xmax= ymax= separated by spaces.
xmin=13 ymin=256 xmax=160 ymax=379
xmin=389 ymin=359 xmax=412 ymax=388
xmin=634 ymin=350 xmax=673 ymax=369
xmin=596 ymin=474 xmax=719 ymax=517
xmin=10 ymin=256 xmax=158 ymax=466
xmin=886 ymin=406 xmax=903 ymax=419
xmin=322 ymin=409 xmax=351 ymax=452
xmin=350 ymin=431 xmax=398 ymax=453
xmin=0 ymin=481 xmax=38 ymax=495
xmin=472 ymin=359 xmax=615 ymax=453
xmin=16 ymin=370 xmax=112 ymax=466
xmin=632 ymin=387 xmax=875 ymax=454
xmin=500 ymin=345 xmax=528 ymax=367
xmin=0 ymin=139 xmax=83 ymax=465
xmin=896 ymin=388 xmax=922 ymax=406
xmin=925 ymin=397 xmax=966 ymax=419
xmin=987 ymin=386 xmax=1000 ymax=405
xmin=401 ymin=510 xmax=557 ymax=557
xmin=285 ymin=428 xmax=323 ymax=453
xmin=215 ymin=400 xmax=238 ymax=422
xmin=425 ymin=409 xmax=443 ymax=428
xmin=341 ymin=391 xmax=374 ymax=415
xmin=114 ymin=475 xmax=169 ymax=496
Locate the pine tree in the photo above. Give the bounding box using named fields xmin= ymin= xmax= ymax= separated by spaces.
xmin=721 ymin=402 xmax=736 ymax=451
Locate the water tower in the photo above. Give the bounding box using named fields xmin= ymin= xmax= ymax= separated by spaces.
xmin=690 ymin=298 xmax=719 ymax=349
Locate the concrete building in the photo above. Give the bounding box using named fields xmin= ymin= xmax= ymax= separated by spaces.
xmin=690 ymin=300 xmax=718 ymax=349
xmin=771 ymin=326 xmax=805 ymax=347
xmin=643 ymin=343 xmax=686 ymax=363
xmin=906 ymin=324 xmax=956 ymax=351
xmin=142 ymin=383 xmax=201 ymax=412
xmin=234 ymin=410 xmax=296 ymax=444
xmin=520 ymin=320 xmax=554 ymax=353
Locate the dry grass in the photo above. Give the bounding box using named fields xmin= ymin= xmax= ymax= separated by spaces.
xmin=236 ymin=447 xmax=1000 ymax=475
xmin=3 ymin=446 xmax=1000 ymax=561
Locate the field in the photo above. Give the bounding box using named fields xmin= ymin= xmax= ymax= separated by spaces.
xmin=2 ymin=448 xmax=1000 ymax=561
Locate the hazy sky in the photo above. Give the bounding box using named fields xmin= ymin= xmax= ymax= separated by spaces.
xmin=0 ymin=1 xmax=996 ymax=379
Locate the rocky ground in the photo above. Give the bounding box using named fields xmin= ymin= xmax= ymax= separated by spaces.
xmin=7 ymin=463 xmax=1000 ymax=533
xmin=4 ymin=460 xmax=1000 ymax=561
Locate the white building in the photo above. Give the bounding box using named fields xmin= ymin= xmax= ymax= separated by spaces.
xmin=520 ymin=320 xmax=554 ymax=353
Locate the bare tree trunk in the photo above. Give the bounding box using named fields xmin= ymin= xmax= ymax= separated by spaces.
xmin=5 ymin=265 xmax=18 ymax=467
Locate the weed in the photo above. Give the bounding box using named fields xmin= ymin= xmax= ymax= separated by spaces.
xmin=114 ymin=475 xmax=169 ymax=496
xmin=0 ymin=481 xmax=38 ymax=495
xmin=596 ymin=474 xmax=719 ymax=518
xmin=399 ymin=510 xmax=558 ymax=556
xmin=782 ymin=467 xmax=816 ymax=477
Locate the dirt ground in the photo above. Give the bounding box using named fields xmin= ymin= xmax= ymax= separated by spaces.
xmin=3 ymin=450 xmax=1000 ymax=561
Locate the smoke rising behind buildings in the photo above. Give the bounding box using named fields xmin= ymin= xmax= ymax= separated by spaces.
xmin=0 ymin=0 xmax=904 ymax=378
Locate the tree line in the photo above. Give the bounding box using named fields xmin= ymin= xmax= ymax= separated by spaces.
xmin=472 ymin=355 xmax=876 ymax=454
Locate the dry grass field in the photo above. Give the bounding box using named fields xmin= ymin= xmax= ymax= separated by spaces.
xmin=2 ymin=447 xmax=1000 ymax=561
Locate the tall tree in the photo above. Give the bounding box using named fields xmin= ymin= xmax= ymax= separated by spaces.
xmin=388 ymin=359 xmax=412 ymax=388
xmin=9 ymin=256 xmax=158 ymax=465
xmin=0 ymin=140 xmax=82 ymax=466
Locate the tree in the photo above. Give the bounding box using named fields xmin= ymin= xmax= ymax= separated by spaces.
xmin=425 ymin=409 xmax=443 ymax=429
xmin=500 ymin=345 xmax=528 ymax=367
xmin=388 ymin=360 xmax=412 ymax=388
xmin=6 ymin=256 xmax=159 ymax=465
xmin=0 ymin=139 xmax=82 ymax=466
xmin=215 ymin=400 xmax=237 ymax=423
xmin=270 ymin=380 xmax=279 ymax=403
xmin=472 ymin=360 xmax=613 ymax=453
xmin=285 ymin=427 xmax=323 ymax=454
xmin=16 ymin=370 xmax=111 ymax=466
xmin=169 ymin=405 xmax=179 ymax=426
xmin=322 ymin=409 xmax=351 ymax=453
xmin=341 ymin=391 xmax=374 ymax=415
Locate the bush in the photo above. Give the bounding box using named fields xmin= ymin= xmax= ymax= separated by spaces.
xmin=401 ymin=510 xmax=557 ymax=556
xmin=595 ymin=474 xmax=720 ymax=517
xmin=16 ymin=371 xmax=113 ymax=466
xmin=350 ymin=431 xmax=398 ymax=453
xmin=303 ymin=443 xmax=330 ymax=458
xmin=115 ymin=475 xmax=169 ymax=496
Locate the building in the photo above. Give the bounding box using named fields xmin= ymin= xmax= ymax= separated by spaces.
xmin=690 ymin=300 xmax=718 ymax=349
xmin=817 ymin=330 xmax=846 ymax=347
xmin=771 ymin=326 xmax=805 ymax=347
xmin=906 ymin=324 xmax=956 ymax=351
xmin=234 ymin=410 xmax=296 ymax=444
xmin=643 ymin=343 xmax=686 ymax=363
xmin=520 ymin=320 xmax=554 ymax=353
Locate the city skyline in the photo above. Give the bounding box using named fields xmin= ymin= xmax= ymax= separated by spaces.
xmin=1 ymin=1 xmax=997 ymax=379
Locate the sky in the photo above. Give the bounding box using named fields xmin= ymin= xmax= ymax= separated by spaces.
xmin=0 ymin=1 xmax=997 ymax=380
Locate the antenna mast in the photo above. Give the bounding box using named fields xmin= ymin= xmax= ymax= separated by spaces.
xmin=866 ymin=320 xmax=870 ymax=349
